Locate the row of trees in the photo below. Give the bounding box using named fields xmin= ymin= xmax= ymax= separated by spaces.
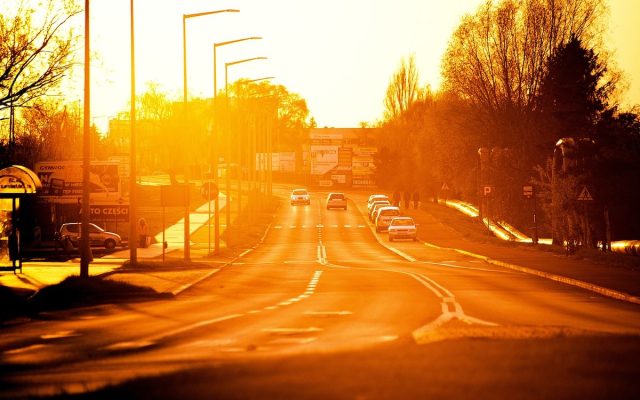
xmin=375 ymin=0 xmax=640 ymax=245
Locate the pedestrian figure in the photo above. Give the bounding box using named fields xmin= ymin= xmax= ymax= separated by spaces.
xmin=392 ymin=191 xmax=401 ymax=207
xmin=403 ymin=190 xmax=411 ymax=209
xmin=412 ymin=191 xmax=420 ymax=209
xmin=33 ymin=224 xmax=42 ymax=247
xmin=138 ymin=218 xmax=149 ymax=248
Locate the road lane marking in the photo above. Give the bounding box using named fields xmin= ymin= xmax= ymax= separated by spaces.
xmin=304 ymin=310 xmax=352 ymax=317
xmin=112 ymin=269 xmax=326 ymax=352
xmin=268 ymin=337 xmax=317 ymax=345
xmin=325 ymin=260 xmax=498 ymax=343
xmin=40 ymin=330 xmax=81 ymax=340
xmin=262 ymin=327 xmax=323 ymax=335
xmin=101 ymin=313 xmax=243 ymax=353
xmin=419 ymin=260 xmax=515 ymax=274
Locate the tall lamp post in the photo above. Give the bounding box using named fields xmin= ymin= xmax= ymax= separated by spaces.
xmin=129 ymin=0 xmax=137 ymax=266
xmin=224 ymin=57 xmax=268 ymax=222
xmin=182 ymin=8 xmax=239 ymax=262
xmin=81 ymin=0 xmax=91 ymax=277
xmin=211 ymin=36 xmax=261 ymax=254
xmin=241 ymin=77 xmax=275 ymax=202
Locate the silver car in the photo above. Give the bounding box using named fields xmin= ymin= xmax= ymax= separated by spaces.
xmin=326 ymin=192 xmax=347 ymax=210
xmin=59 ymin=222 xmax=122 ymax=250
xmin=290 ymin=188 xmax=311 ymax=205
xmin=374 ymin=206 xmax=401 ymax=232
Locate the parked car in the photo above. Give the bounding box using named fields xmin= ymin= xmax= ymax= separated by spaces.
xmin=367 ymin=194 xmax=389 ymax=212
xmin=326 ymin=192 xmax=347 ymax=210
xmin=290 ymin=188 xmax=311 ymax=205
xmin=369 ymin=201 xmax=391 ymax=222
xmin=374 ymin=206 xmax=401 ymax=232
xmin=388 ymin=216 xmax=418 ymax=241
xmin=59 ymin=222 xmax=122 ymax=250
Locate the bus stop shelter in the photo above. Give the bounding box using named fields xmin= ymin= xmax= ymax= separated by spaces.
xmin=0 ymin=165 xmax=42 ymax=273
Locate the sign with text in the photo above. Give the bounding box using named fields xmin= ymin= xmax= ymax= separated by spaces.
xmin=483 ymin=185 xmax=493 ymax=197
xmin=35 ymin=161 xmax=120 ymax=202
xmin=310 ymin=145 xmax=339 ymax=175
xmin=90 ymin=205 xmax=130 ymax=222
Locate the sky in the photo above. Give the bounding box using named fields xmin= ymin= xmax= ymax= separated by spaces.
xmin=45 ymin=0 xmax=640 ymax=130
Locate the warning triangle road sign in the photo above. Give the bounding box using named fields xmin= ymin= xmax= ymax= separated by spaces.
xmin=577 ymin=186 xmax=593 ymax=201
xmin=441 ymin=183 xmax=450 ymax=191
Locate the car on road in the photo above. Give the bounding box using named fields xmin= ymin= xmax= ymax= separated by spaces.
xmin=290 ymin=188 xmax=311 ymax=205
xmin=367 ymin=194 xmax=389 ymax=212
xmin=326 ymin=192 xmax=347 ymax=210
xmin=388 ymin=216 xmax=418 ymax=241
xmin=369 ymin=200 xmax=391 ymax=221
xmin=374 ymin=206 xmax=401 ymax=232
xmin=59 ymin=222 xmax=122 ymax=250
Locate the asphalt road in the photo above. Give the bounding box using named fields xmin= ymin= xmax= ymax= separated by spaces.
xmin=1 ymin=188 xmax=640 ymax=399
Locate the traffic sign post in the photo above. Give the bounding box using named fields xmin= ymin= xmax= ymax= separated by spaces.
xmin=577 ymin=186 xmax=594 ymax=247
xmin=483 ymin=185 xmax=493 ymax=197
xmin=441 ymin=182 xmax=450 ymax=202
xmin=523 ymin=185 xmax=538 ymax=244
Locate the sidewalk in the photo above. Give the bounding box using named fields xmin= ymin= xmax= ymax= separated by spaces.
xmin=402 ymin=203 xmax=640 ymax=302
xmin=0 ymin=193 xmax=233 ymax=297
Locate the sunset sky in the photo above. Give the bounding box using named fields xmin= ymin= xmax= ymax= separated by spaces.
xmin=58 ymin=0 xmax=640 ymax=130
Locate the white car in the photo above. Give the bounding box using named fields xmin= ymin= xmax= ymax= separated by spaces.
xmin=326 ymin=192 xmax=347 ymax=210
xmin=367 ymin=194 xmax=389 ymax=212
xmin=388 ymin=216 xmax=418 ymax=241
xmin=290 ymin=188 xmax=311 ymax=205
xmin=369 ymin=200 xmax=391 ymax=221
xmin=59 ymin=222 xmax=122 ymax=250
xmin=374 ymin=206 xmax=401 ymax=232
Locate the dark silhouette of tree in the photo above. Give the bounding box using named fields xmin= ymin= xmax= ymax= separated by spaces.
xmin=0 ymin=1 xmax=79 ymax=115
xmin=536 ymin=35 xmax=612 ymax=145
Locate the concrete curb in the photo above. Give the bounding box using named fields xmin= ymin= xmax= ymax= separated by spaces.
xmin=422 ymin=241 xmax=640 ymax=305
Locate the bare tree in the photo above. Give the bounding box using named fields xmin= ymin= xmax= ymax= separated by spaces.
xmin=441 ymin=0 xmax=608 ymax=151
xmin=0 ymin=0 xmax=79 ymax=116
xmin=383 ymin=54 xmax=422 ymax=121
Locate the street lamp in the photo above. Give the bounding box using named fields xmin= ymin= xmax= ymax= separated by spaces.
xmin=81 ymin=0 xmax=91 ymax=277
xmin=241 ymin=77 xmax=275 ymax=199
xmin=129 ymin=0 xmax=137 ymax=266
xmin=181 ymin=8 xmax=239 ymax=262
xmin=210 ymin=36 xmax=262 ymax=255
xmin=224 ymin=57 xmax=268 ymax=222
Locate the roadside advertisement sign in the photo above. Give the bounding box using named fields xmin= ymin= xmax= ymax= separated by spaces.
xmin=278 ymin=152 xmax=296 ymax=172
xmin=90 ymin=205 xmax=130 ymax=222
xmin=35 ymin=161 xmax=120 ymax=202
xmin=331 ymin=174 xmax=347 ymax=184
xmin=337 ymin=148 xmax=352 ymax=169
xmin=311 ymin=145 xmax=339 ymax=175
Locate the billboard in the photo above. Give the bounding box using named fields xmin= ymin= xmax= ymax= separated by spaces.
xmin=310 ymin=145 xmax=339 ymax=175
xmin=35 ymin=161 xmax=121 ymax=203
